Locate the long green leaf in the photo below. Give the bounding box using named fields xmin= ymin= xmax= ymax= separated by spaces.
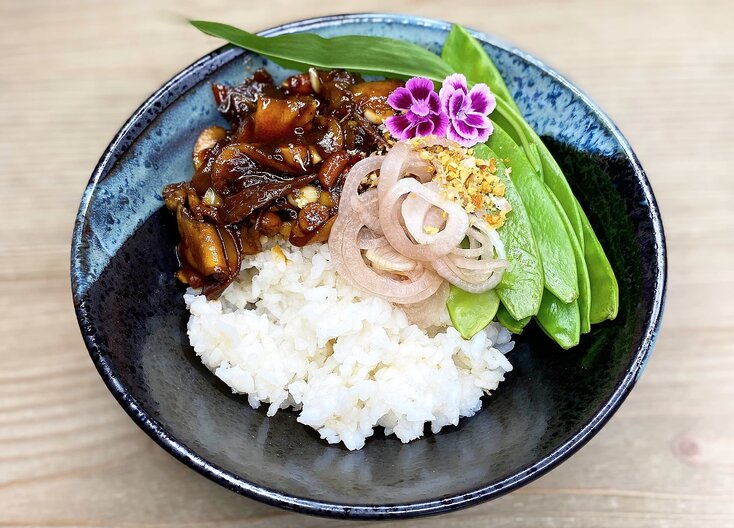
xmin=191 ymin=20 xmax=455 ymax=81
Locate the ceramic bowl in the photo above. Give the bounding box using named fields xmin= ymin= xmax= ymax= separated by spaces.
xmin=71 ymin=13 xmax=666 ymax=519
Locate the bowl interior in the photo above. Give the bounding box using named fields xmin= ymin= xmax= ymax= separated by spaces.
xmin=72 ymin=15 xmax=664 ymax=516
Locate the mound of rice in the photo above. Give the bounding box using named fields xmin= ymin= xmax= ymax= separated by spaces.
xmin=185 ymin=242 xmax=514 ymax=450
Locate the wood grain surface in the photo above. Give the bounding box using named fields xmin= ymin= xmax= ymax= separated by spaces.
xmin=1 ymin=0 xmax=733 ymax=526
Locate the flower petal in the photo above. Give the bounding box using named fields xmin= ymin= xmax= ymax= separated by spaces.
xmin=439 ymin=85 xmax=454 ymax=112
xmin=439 ymin=73 xmax=466 ymax=110
xmin=405 ymin=77 xmax=434 ymax=102
xmin=431 ymin=111 xmax=449 ymax=137
xmin=473 ymin=123 xmax=493 ymax=144
xmin=385 ymin=114 xmax=413 ymax=140
xmin=405 ymin=110 xmax=424 ymax=124
xmin=451 ymin=118 xmax=479 ymax=141
xmin=403 ymin=121 xmax=419 ymax=139
xmin=463 ymin=112 xmax=492 ymax=129
xmin=387 ymin=87 xmax=414 ymax=111
xmin=442 ymin=73 xmax=468 ymax=92
xmin=415 ymin=120 xmax=435 ymax=137
xmin=427 ymin=91 xmax=442 ymax=114
xmin=448 ymin=90 xmax=468 ymax=119
xmin=467 ymin=83 xmax=496 ymax=115
xmin=410 ymin=99 xmax=431 ymax=117
xmin=446 ymin=125 xmax=474 ymax=147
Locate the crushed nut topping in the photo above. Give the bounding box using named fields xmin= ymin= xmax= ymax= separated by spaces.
xmin=408 ymin=138 xmax=511 ymax=229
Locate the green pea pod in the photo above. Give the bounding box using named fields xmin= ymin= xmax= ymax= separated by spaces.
xmin=546 ymin=187 xmax=591 ymax=334
xmin=537 ymin=142 xmax=584 ymax=250
xmin=439 ymin=25 xmax=585 ymax=248
xmin=491 ymin=98 xmax=543 ymax=175
xmin=473 ymin=144 xmax=543 ymax=320
xmin=492 ymin=103 xmax=584 ymax=246
xmin=536 ymin=290 xmax=581 ymax=349
xmin=577 ymin=203 xmax=619 ymax=323
xmin=441 ymin=24 xmax=522 ymax=115
xmin=439 ymin=25 xmax=541 ymax=172
xmin=447 ymin=285 xmax=500 ymax=340
xmin=486 ymin=126 xmax=579 ymax=303
xmin=496 ymin=303 xmax=530 ymax=334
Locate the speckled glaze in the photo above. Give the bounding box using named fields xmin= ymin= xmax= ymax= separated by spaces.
xmin=71 ymin=14 xmax=666 ymax=519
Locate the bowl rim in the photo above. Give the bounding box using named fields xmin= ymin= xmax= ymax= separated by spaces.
xmin=71 ymin=12 xmax=667 ymax=519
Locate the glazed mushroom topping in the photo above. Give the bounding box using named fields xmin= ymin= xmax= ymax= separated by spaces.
xmin=163 ymin=68 xmax=402 ymax=298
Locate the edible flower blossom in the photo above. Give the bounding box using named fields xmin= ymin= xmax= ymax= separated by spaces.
xmin=385 ymin=77 xmax=448 ymax=141
xmin=439 ymin=73 xmax=495 ymax=147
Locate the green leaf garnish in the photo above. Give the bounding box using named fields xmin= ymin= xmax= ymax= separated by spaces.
xmin=191 ymin=20 xmax=455 ymax=81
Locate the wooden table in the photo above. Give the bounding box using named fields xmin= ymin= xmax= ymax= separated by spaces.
xmin=2 ymin=1 xmax=732 ymax=526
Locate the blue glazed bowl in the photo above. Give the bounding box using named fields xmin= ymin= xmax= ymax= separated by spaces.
xmin=71 ymin=14 xmax=666 ymax=519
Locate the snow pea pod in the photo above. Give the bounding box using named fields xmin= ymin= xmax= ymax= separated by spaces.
xmin=486 ymin=126 xmax=579 ymax=303
xmin=439 ymin=25 xmax=585 ymax=247
xmin=538 ymin=142 xmax=584 ymax=249
xmin=447 ymin=285 xmax=500 ymax=340
xmin=439 ymin=25 xmax=541 ymax=173
xmin=577 ymin=203 xmax=619 ymax=323
xmin=547 ymin=187 xmax=591 ymax=334
xmin=496 ymin=303 xmax=530 ymax=334
xmin=473 ymin=144 xmax=543 ymax=320
xmin=491 ymin=98 xmax=543 ymax=175
xmin=440 ymin=25 xmax=522 ymax=115
xmin=536 ymin=290 xmax=581 ymax=349
xmin=492 ymin=102 xmax=584 ymax=245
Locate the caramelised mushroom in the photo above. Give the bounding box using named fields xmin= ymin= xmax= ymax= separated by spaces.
xmin=317 ymin=151 xmax=350 ymax=190
xmin=350 ymin=79 xmax=402 ymax=124
xmin=220 ymin=173 xmax=317 ymax=224
xmin=252 ymin=95 xmax=318 ymax=142
xmin=175 ymin=205 xmax=229 ymax=280
xmin=193 ymin=126 xmax=228 ymax=170
xmin=163 ymin=67 xmax=399 ymax=299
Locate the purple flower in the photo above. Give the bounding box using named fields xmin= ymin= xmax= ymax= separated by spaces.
xmin=439 ymin=73 xmax=495 ymax=147
xmin=385 ymin=77 xmax=448 ymax=141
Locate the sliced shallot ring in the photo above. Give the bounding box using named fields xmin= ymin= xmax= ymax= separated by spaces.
xmin=353 ymin=189 xmax=383 ymax=234
xmin=469 ymin=214 xmax=507 ymax=259
xmin=448 ymin=254 xmax=508 ymax=272
xmin=401 ymin=191 xmax=435 ymax=244
xmin=401 ymin=182 xmax=450 ymax=245
xmin=357 ymin=228 xmax=389 ymax=250
xmin=401 ymin=280 xmax=451 ymax=330
xmin=377 ymin=142 xmax=423 ymax=200
xmin=380 ymin=178 xmax=469 ymax=261
xmin=339 ymin=155 xmax=384 ymax=215
xmin=483 ymin=222 xmax=507 ymax=259
xmin=329 ymin=212 xmax=442 ymax=304
xmin=433 ymin=255 xmax=506 ymax=293
xmin=365 ymin=244 xmax=416 ymax=273
xmin=451 ymin=227 xmax=489 ymax=259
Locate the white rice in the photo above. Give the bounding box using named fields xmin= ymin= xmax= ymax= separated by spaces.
xmin=185 ymin=242 xmax=514 ymax=450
